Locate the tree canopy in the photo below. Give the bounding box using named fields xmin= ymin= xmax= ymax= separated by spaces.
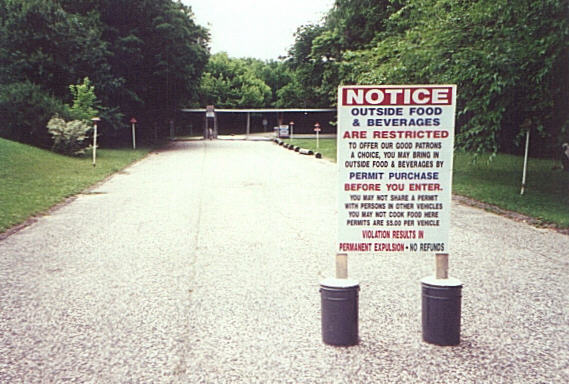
xmin=282 ymin=0 xmax=569 ymax=155
xmin=1 ymin=0 xmax=567 ymax=155
xmin=197 ymin=53 xmax=301 ymax=109
xmin=0 ymin=0 xmax=209 ymax=147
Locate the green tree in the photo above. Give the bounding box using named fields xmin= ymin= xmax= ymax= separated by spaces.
xmin=324 ymin=0 xmax=403 ymax=51
xmin=342 ymin=0 xmax=569 ymax=154
xmin=284 ymin=24 xmax=330 ymax=107
xmin=0 ymin=0 xmax=111 ymax=100
xmin=246 ymin=59 xmax=294 ymax=107
xmin=96 ymin=0 xmax=209 ymax=117
xmin=0 ymin=81 xmax=65 ymax=148
xmin=276 ymin=72 xmax=305 ymax=108
xmin=199 ymin=53 xmax=271 ymax=108
xmin=0 ymin=0 xmax=210 ymax=145
xmin=67 ymin=77 xmax=98 ymax=121
xmin=280 ymin=1 xmax=403 ymax=108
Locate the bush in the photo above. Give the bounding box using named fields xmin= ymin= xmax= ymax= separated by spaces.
xmin=47 ymin=115 xmax=92 ymax=156
xmin=66 ymin=77 xmax=98 ymax=122
xmin=0 ymin=82 xmax=65 ymax=148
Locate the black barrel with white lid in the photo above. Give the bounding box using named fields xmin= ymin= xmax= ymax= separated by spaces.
xmin=320 ymin=278 xmax=360 ymax=346
xmin=421 ymin=276 xmax=463 ymax=346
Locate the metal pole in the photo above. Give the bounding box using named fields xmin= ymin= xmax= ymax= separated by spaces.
xmin=132 ymin=123 xmax=136 ymax=150
xmin=246 ymin=112 xmax=250 ymax=139
xmin=520 ymin=128 xmax=530 ymax=195
xmin=214 ymin=113 xmax=218 ymax=139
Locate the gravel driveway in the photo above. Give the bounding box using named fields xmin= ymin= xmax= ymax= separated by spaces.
xmin=1 ymin=140 xmax=567 ymax=383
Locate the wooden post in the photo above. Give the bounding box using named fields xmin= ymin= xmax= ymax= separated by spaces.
xmin=435 ymin=253 xmax=449 ymax=279
xmin=336 ymin=253 xmax=348 ymax=279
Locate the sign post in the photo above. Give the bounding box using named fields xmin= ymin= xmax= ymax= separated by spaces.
xmin=91 ymin=117 xmax=101 ymax=167
xmin=130 ymin=117 xmax=137 ymax=150
xmin=278 ymin=125 xmax=289 ymax=138
xmin=520 ymin=127 xmax=530 ymax=195
xmin=314 ymin=122 xmax=321 ymax=149
xmin=336 ymin=84 xmax=461 ymax=346
xmin=337 ymin=85 xmax=456 ymax=255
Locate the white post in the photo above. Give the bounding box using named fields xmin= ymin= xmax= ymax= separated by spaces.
xmin=316 ymin=130 xmax=320 ymax=149
xmin=93 ymin=123 xmax=97 ymax=167
xmin=132 ymin=123 xmax=136 ymax=149
xmin=290 ymin=121 xmax=294 ymax=141
xmin=520 ymin=128 xmax=530 ymax=195
xmin=246 ymin=112 xmax=250 ymax=139
xmin=91 ymin=117 xmax=100 ymax=167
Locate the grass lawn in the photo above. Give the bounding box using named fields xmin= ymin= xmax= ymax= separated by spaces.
xmin=284 ymin=137 xmax=569 ymax=228
xmin=283 ymin=138 xmax=337 ymax=161
xmin=453 ymin=152 xmax=569 ymax=228
xmin=0 ymin=138 xmax=152 ymax=233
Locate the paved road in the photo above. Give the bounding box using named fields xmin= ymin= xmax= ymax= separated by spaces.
xmin=1 ymin=140 xmax=568 ymax=383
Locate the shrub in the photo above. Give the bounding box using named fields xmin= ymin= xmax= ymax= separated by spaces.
xmin=0 ymin=82 xmax=65 ymax=148
xmin=47 ymin=115 xmax=92 ymax=156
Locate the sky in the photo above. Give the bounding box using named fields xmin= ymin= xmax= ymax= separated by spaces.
xmin=182 ymin=0 xmax=335 ymax=61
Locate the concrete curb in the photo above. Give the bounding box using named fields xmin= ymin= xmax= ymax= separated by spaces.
xmin=273 ymin=139 xmax=322 ymax=159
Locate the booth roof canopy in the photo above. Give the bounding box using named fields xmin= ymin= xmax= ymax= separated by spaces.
xmin=181 ymin=108 xmax=336 ymax=113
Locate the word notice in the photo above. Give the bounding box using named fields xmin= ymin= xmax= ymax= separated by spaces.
xmin=337 ymin=85 xmax=457 ymax=254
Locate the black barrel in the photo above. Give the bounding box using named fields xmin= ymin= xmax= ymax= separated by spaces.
xmin=320 ymin=278 xmax=360 ymax=346
xmin=421 ymin=276 xmax=463 ymax=346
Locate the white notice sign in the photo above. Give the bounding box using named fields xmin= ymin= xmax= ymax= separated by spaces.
xmin=337 ymin=85 xmax=457 ymax=254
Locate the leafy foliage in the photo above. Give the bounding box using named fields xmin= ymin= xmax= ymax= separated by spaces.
xmin=0 ymin=0 xmax=209 ymax=147
xmin=66 ymin=77 xmax=98 ymax=122
xmin=0 ymin=81 xmax=65 ymax=148
xmin=343 ymin=0 xmax=569 ymax=154
xmin=282 ymin=0 xmax=569 ymax=154
xmin=47 ymin=116 xmax=92 ymax=156
xmin=198 ymin=53 xmax=271 ymax=108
